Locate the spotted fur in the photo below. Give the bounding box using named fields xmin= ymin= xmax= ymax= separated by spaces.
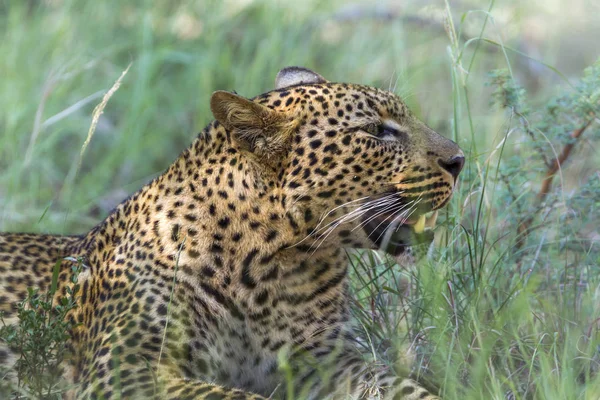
xmin=0 ymin=67 xmax=464 ymax=399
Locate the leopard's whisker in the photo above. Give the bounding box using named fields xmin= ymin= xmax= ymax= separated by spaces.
xmin=369 ymin=203 xmax=417 ymax=242
xmin=308 ymin=200 xmax=385 ymax=250
xmin=312 ymin=195 xmax=374 ymax=230
xmin=309 ymin=195 xmax=397 ymax=238
xmin=306 ymin=191 xmax=412 ymax=254
xmin=393 ymin=193 xmax=424 ymax=233
xmin=350 ymin=202 xmax=403 ymax=233
xmin=287 ymin=196 xmax=376 ymax=249
xmin=372 ymin=199 xmax=420 ymax=235
xmin=307 ymin=200 xmax=390 ymax=254
xmin=372 ymin=201 xmax=421 ymax=244
xmin=352 ymin=198 xmax=416 ymax=233
xmin=308 ymin=195 xmax=403 ymax=255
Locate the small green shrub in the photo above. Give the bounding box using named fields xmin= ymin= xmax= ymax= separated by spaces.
xmin=0 ymin=258 xmax=83 ymax=400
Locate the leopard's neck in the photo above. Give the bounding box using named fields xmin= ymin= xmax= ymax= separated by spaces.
xmin=80 ymin=124 xmax=346 ymax=296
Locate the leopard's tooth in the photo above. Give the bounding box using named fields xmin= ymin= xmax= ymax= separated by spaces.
xmin=413 ymin=214 xmax=426 ymax=234
xmin=425 ymin=210 xmax=438 ymax=229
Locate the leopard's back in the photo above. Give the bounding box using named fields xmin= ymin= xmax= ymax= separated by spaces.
xmin=0 ymin=233 xmax=82 ymax=316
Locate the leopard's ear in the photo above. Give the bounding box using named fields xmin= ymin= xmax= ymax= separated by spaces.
xmin=210 ymin=91 xmax=297 ymax=159
xmin=275 ymin=66 xmax=328 ymax=89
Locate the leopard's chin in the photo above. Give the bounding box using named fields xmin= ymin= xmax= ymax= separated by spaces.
xmin=361 ymin=210 xmax=438 ymax=257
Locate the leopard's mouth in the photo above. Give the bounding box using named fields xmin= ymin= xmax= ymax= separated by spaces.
xmin=362 ymin=209 xmax=439 ymax=256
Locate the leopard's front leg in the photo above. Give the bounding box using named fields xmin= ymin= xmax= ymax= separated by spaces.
xmin=75 ymin=366 xmax=268 ymax=399
xmin=288 ymin=342 xmax=440 ymax=400
xmin=162 ymin=379 xmax=267 ymax=400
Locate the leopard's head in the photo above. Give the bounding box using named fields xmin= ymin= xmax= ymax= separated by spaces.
xmin=211 ymin=67 xmax=464 ymax=263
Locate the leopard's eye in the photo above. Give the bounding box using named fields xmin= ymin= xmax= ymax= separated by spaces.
xmin=377 ymin=125 xmax=399 ymax=138
xmin=362 ymin=123 xmax=379 ymax=136
xmin=362 ymin=123 xmax=399 ymax=139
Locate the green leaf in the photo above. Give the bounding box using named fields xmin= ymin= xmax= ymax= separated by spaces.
xmin=50 ymin=258 xmax=62 ymax=299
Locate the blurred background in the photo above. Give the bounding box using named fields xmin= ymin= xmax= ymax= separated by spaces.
xmin=1 ymin=0 xmax=598 ymax=233
xmin=1 ymin=1 xmax=600 ymax=398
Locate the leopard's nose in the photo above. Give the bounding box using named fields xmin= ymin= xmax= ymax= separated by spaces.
xmin=438 ymin=154 xmax=465 ymax=181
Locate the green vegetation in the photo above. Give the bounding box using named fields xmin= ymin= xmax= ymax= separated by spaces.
xmin=350 ymin=60 xmax=600 ymax=398
xmin=1 ymin=1 xmax=599 ymax=399
xmin=0 ymin=258 xmax=82 ymax=399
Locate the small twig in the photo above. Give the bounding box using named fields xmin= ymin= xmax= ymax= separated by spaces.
xmin=515 ymin=117 xmax=595 ymax=264
xmin=76 ymin=63 xmax=131 ymax=175
xmin=536 ymin=119 xmax=594 ymax=200
xmin=59 ymin=63 xmax=132 ymax=202
xmin=516 ymin=111 xmax=550 ymax=167
xmin=587 ymin=317 xmax=600 ymax=339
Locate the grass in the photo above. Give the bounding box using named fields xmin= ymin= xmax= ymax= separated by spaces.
xmin=1 ymin=0 xmax=599 ymax=399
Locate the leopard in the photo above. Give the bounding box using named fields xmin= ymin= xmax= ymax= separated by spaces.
xmin=0 ymin=66 xmax=464 ymax=399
